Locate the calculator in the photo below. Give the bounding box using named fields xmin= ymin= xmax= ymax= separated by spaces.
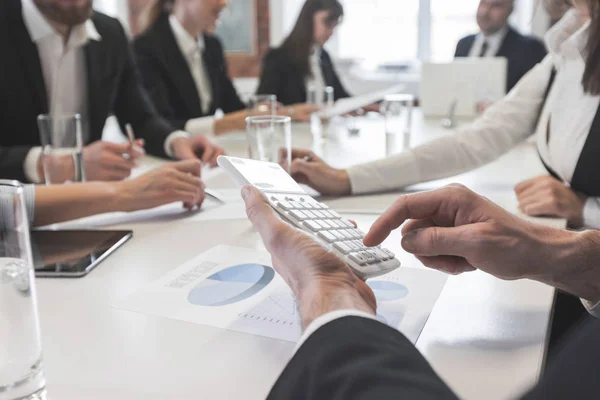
xmin=217 ymin=156 xmax=401 ymax=280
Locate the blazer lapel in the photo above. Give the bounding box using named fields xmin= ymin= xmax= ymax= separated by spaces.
xmin=495 ymin=27 xmax=516 ymax=58
xmin=84 ymin=38 xmax=109 ymax=142
xmin=202 ymin=37 xmax=219 ymax=114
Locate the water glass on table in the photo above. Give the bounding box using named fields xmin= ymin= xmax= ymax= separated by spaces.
xmin=37 ymin=113 xmax=85 ymax=184
xmin=245 ymin=116 xmax=292 ymax=172
xmin=0 ymin=181 xmax=46 ymax=400
xmin=247 ymin=94 xmax=278 ymax=116
xmin=380 ymin=94 xmax=415 ymax=155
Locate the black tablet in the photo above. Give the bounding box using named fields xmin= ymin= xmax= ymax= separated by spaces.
xmin=31 ymin=230 xmax=133 ymax=278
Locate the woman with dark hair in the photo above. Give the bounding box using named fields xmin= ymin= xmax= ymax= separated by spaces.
xmin=134 ymin=0 xmax=317 ymax=137
xmin=256 ymin=0 xmax=350 ymax=106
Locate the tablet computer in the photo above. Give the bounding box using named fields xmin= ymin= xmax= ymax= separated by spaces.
xmin=31 ymin=230 xmax=133 ymax=278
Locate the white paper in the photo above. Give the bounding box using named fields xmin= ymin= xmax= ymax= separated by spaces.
xmin=113 ymin=245 xmax=448 ymax=344
xmin=53 ymin=189 xmax=247 ymax=229
xmin=318 ymin=84 xmax=406 ymax=118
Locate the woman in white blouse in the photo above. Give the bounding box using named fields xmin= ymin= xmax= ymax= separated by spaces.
xmin=1 ymin=160 xmax=206 ymax=227
xmin=286 ymin=0 xmax=600 ymax=229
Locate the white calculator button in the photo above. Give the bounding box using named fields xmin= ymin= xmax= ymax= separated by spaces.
xmin=276 ymin=202 xmax=294 ymax=211
xmin=340 ymin=220 xmax=355 ymax=229
xmin=329 ymin=210 xmax=341 ymax=219
xmin=331 ymin=230 xmax=345 ymax=240
xmin=339 ymin=230 xmax=353 ymax=239
xmin=304 ymin=220 xmax=322 ymax=232
xmin=289 ymin=210 xmax=309 ymax=220
xmin=374 ymin=248 xmax=391 ymax=260
xmin=382 ymin=248 xmax=395 ymax=258
xmin=346 ymin=241 xmax=360 ymax=251
xmin=334 ymin=242 xmax=352 ymax=254
xmin=318 ymin=231 xmax=337 ymax=243
xmin=361 ymin=251 xmax=377 ymax=264
xmin=366 ymin=250 xmax=381 ymax=261
xmin=289 ymin=201 xmax=303 ymax=209
xmin=303 ymin=210 xmax=318 ymax=219
xmin=348 ymin=253 xmax=367 ymax=266
xmin=319 ymin=220 xmax=334 ymax=229
xmin=321 ymin=210 xmax=336 ymax=219
xmin=312 ymin=210 xmax=327 ymax=218
xmin=344 ymin=230 xmax=359 ymax=239
xmin=315 ymin=203 xmax=328 ymax=209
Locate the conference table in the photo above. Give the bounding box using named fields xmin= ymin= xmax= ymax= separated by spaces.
xmin=38 ymin=111 xmax=559 ymax=400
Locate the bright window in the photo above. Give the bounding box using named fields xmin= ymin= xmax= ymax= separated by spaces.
xmin=430 ymin=0 xmax=480 ymax=61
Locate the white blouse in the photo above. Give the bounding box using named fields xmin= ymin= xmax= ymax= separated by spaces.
xmin=347 ymin=9 xmax=600 ymax=229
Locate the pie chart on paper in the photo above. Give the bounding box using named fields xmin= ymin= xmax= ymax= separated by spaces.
xmin=368 ymin=281 xmax=409 ymax=302
xmin=187 ymin=263 xmax=275 ymax=307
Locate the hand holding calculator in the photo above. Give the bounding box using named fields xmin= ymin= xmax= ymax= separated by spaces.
xmin=217 ymin=156 xmax=401 ymax=280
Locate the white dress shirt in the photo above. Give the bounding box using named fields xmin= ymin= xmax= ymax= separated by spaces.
xmin=468 ymin=26 xmax=509 ymax=57
xmin=306 ymin=46 xmax=326 ymax=106
xmin=169 ymin=14 xmax=217 ymax=136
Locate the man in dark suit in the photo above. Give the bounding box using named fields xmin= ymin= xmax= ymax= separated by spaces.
xmin=240 ymin=184 xmax=600 ymax=399
xmin=455 ymin=0 xmax=547 ymax=92
xmin=0 ymin=0 xmax=224 ymax=183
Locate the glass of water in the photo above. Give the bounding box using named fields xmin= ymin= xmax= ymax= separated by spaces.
xmin=37 ymin=113 xmax=85 ymax=184
xmin=0 ymin=181 xmax=46 ymax=400
xmin=307 ymin=84 xmax=335 ymax=109
xmin=380 ymin=94 xmax=415 ymax=155
xmin=247 ymin=94 xmax=277 ymax=117
xmin=245 ymin=116 xmax=292 ymax=172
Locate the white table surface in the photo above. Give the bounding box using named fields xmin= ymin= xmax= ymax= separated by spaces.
xmin=39 ymin=112 xmax=558 ymax=400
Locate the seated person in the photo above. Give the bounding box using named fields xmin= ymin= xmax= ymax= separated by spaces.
xmin=134 ymin=0 xmax=317 ymax=137
xmin=240 ymin=184 xmax=600 ymax=399
xmin=0 ymin=0 xmax=223 ymax=184
xmin=284 ymin=1 xmax=598 ymax=230
xmin=256 ymin=0 xmax=351 ymax=106
xmin=455 ymin=0 xmax=547 ymax=92
xmin=2 ymin=160 xmax=205 ymax=227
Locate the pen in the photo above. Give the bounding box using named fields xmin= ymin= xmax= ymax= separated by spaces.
xmin=125 ymin=123 xmax=136 ymax=147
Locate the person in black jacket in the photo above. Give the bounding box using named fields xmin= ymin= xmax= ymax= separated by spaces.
xmin=0 ymin=0 xmax=223 ymax=183
xmin=455 ymin=0 xmax=547 ymax=92
xmin=257 ymin=0 xmax=351 ymax=106
xmin=240 ymin=183 xmax=600 ymax=399
xmin=134 ymin=0 xmax=317 ymax=137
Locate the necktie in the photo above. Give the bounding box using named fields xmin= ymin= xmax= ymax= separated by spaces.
xmin=479 ymin=41 xmax=489 ymax=57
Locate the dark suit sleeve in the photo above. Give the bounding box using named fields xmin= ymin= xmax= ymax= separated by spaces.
xmin=267 ymin=317 xmax=458 ymax=400
xmin=212 ymin=39 xmax=245 ymax=113
xmin=522 ymin=317 xmax=600 ymax=399
xmin=454 ymin=36 xmax=471 ymax=58
xmin=113 ymin=25 xmax=175 ymax=159
xmin=133 ymin=43 xmax=188 ymax=132
xmin=256 ymin=50 xmax=282 ymax=97
xmin=0 ymin=146 xmax=33 ymax=182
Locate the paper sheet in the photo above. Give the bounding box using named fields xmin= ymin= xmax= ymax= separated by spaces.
xmin=113 ymin=245 xmax=448 ymax=344
xmin=317 ymin=84 xmax=406 ymax=118
xmin=53 ymin=189 xmax=248 ymax=229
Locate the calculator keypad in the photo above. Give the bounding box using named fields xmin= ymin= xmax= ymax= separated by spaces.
xmin=268 ymin=194 xmax=400 ymax=279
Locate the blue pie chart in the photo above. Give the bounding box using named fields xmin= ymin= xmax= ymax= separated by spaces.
xmin=368 ymin=281 xmax=409 ymax=302
xmin=188 ymin=264 xmax=275 ymax=307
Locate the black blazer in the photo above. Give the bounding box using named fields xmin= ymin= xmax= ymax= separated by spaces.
xmin=268 ymin=316 xmax=600 ymax=399
xmin=0 ymin=0 xmax=175 ymax=182
xmin=256 ymin=47 xmax=351 ymax=106
xmin=455 ymin=26 xmax=547 ymax=92
xmin=134 ymin=13 xmax=246 ymax=131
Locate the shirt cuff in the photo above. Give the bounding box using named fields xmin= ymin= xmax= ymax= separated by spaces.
xmin=24 ymin=147 xmax=43 ymax=183
xmin=582 ymin=198 xmax=600 ymax=229
xmin=295 ymin=309 xmax=379 ymax=352
xmin=164 ymin=130 xmax=191 ymax=158
xmin=346 ymin=150 xmax=420 ymax=195
xmin=185 ymin=116 xmax=216 ymax=137
xmin=581 ymin=299 xmax=600 ymax=319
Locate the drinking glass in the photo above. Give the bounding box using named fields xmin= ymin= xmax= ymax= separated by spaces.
xmin=380 ymin=94 xmax=415 ymax=155
xmin=247 ymin=94 xmax=277 ymax=116
xmin=37 ymin=113 xmax=85 ymax=184
xmin=307 ymin=84 xmax=335 ymax=109
xmin=0 ymin=181 xmax=46 ymax=400
xmin=245 ymin=116 xmax=292 ymax=172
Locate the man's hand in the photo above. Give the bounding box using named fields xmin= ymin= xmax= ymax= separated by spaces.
xmin=83 ymin=140 xmax=145 ymax=181
xmin=242 ymin=185 xmax=376 ymax=328
xmin=116 ymin=160 xmax=205 ymax=211
xmin=515 ymin=176 xmax=586 ymax=226
xmin=280 ymin=148 xmax=352 ymax=196
xmin=363 ymin=184 xmax=600 ymax=304
xmin=171 ymin=135 xmax=225 ymax=167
